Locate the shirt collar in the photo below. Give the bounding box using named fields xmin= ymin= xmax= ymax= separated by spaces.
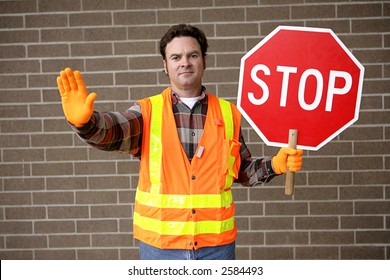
xmin=171 ymin=86 xmax=207 ymax=105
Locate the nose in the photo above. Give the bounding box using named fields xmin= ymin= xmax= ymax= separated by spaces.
xmin=181 ymin=56 xmax=191 ymax=67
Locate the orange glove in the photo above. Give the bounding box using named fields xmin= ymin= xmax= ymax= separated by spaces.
xmin=56 ymin=68 xmax=96 ymax=127
xmin=272 ymin=147 xmax=303 ymax=174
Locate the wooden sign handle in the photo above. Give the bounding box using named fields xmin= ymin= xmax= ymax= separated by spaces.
xmin=285 ymin=129 xmax=298 ymax=196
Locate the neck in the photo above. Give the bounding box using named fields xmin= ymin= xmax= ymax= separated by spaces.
xmin=171 ymin=85 xmax=202 ymax=98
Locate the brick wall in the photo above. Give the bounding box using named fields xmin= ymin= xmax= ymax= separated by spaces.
xmin=0 ymin=0 xmax=389 ymax=260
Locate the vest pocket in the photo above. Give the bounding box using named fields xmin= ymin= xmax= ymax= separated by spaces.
xmin=222 ymin=139 xmax=242 ymax=183
xmin=228 ymin=139 xmax=241 ymax=178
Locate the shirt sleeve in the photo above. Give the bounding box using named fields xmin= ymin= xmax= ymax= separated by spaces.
xmin=70 ymin=104 xmax=143 ymax=157
xmin=236 ymin=133 xmax=279 ymax=187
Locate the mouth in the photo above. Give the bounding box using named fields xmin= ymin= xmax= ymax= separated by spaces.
xmin=179 ymin=71 xmax=194 ymax=76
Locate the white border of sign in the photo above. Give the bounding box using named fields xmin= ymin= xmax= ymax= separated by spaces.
xmin=237 ymin=26 xmax=365 ymax=151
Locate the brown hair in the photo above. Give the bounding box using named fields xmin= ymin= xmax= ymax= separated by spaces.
xmin=159 ymin=24 xmax=208 ymax=60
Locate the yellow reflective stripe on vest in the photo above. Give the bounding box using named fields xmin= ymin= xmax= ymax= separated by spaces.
xmin=149 ymin=94 xmax=163 ymax=194
xmin=218 ymin=99 xmax=233 ymax=140
xmin=134 ymin=212 xmax=235 ymax=235
xmin=218 ymin=99 xmax=236 ymax=188
xmin=136 ymin=189 xmax=233 ymax=209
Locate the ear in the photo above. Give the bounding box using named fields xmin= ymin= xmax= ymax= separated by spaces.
xmin=163 ymin=60 xmax=168 ymax=74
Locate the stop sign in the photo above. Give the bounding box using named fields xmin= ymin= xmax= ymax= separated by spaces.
xmin=237 ymin=26 xmax=364 ymax=150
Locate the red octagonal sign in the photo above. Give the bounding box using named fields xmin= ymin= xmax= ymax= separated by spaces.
xmin=237 ymin=26 xmax=364 ymax=150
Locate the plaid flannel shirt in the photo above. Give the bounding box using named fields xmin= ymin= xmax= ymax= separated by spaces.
xmin=72 ymin=89 xmax=277 ymax=186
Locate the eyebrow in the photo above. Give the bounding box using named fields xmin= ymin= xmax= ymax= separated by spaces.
xmin=169 ymin=50 xmax=201 ymax=58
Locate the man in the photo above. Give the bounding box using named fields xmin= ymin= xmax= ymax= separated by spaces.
xmin=56 ymin=24 xmax=303 ymax=260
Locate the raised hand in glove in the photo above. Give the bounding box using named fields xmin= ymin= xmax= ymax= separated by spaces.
xmin=272 ymin=147 xmax=303 ymax=174
xmin=56 ymin=68 xmax=96 ymax=127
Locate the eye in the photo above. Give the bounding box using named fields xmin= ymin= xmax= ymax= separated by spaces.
xmin=171 ymin=55 xmax=179 ymax=61
xmin=191 ymin=53 xmax=199 ymax=59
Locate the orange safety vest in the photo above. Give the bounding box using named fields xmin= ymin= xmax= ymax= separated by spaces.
xmin=134 ymin=87 xmax=242 ymax=250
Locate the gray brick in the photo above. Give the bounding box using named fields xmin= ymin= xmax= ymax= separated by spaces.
xmin=3 ymin=148 xmax=44 ymax=162
xmin=354 ymin=141 xmax=390 ymax=155
xmin=26 ymin=14 xmax=68 ymax=28
xmin=5 ymin=207 xmax=46 ymax=220
xmin=71 ymin=43 xmax=113 ymax=57
xmin=341 ymin=246 xmax=385 ymax=260
xmin=92 ymin=233 xmax=132 ymax=247
xmin=251 ymin=217 xmax=293 ymax=230
xmin=33 ymin=191 xmax=74 ymax=205
xmin=0 ymin=15 xmax=24 ymax=28
xmin=202 ymin=8 xmax=245 ymax=22
xmin=0 ymin=75 xmax=27 ymax=89
xmin=31 ymin=133 xmax=73 ymax=147
xmin=35 ymin=250 xmax=76 ymax=260
xmin=172 ymin=0 xmax=213 ymax=7
xmin=0 ymin=221 xmax=32 ymax=234
xmin=127 ymin=26 xmax=168 ymax=40
xmin=41 ymin=29 xmax=83 ymax=43
xmin=75 ymin=191 xmax=118 ymax=204
xmin=88 ymin=176 xmax=130 ymax=190
xmin=265 ymin=202 xmax=308 ymax=216
xmin=309 ymin=172 xmax=352 ymax=186
xmin=236 ymin=231 xmax=264 ymax=245
xmin=0 ymin=45 xmax=26 ymax=59
xmin=292 ymin=5 xmax=336 ymax=19
xmin=311 ymin=231 xmax=354 ymax=245
xmin=86 ymin=57 xmax=128 ymax=71
xmin=126 ymin=0 xmax=169 ymax=9
xmin=355 ymin=201 xmax=390 ymax=215
xmin=337 ymin=3 xmax=382 ymax=18
xmin=341 ymin=216 xmax=384 ymax=230
xmin=77 ymin=220 xmax=118 ymax=233
xmin=114 ymin=11 xmax=156 ymax=25
xmin=296 ymin=246 xmax=339 ymax=260
xmin=69 ymin=12 xmax=112 ymax=27
xmin=32 ymin=162 xmax=73 ymax=176
xmin=7 ymin=236 xmax=47 ymax=249
xmin=340 ymin=186 xmax=384 ymax=200
xmin=251 ymin=247 xmax=294 ymax=260
xmin=78 ymin=249 xmax=119 ymax=260
xmin=83 ymin=0 xmax=125 ymax=10
xmin=4 ymin=178 xmax=45 ymax=191
xmin=29 ymin=73 xmax=63 ymax=88
xmin=35 ymin=221 xmax=76 ymax=234
xmin=39 ymin=0 xmax=81 ymax=12
xmin=311 ymin=202 xmax=353 ymax=215
xmin=0 ymin=192 xmax=31 ymax=206
xmin=42 ymin=59 xmax=85 ymax=73
xmin=74 ymin=162 xmax=116 ymax=175
xmin=0 ymin=251 xmax=33 ymax=260
xmin=247 ymin=6 xmax=290 ymax=21
xmin=114 ymin=42 xmax=156 ymax=55
xmin=49 ymin=234 xmax=90 ymax=248
xmin=0 ymin=0 xmax=37 ymax=13
xmin=90 ymin=205 xmax=131 ymax=218
xmin=352 ymin=18 xmax=390 ymax=33
xmin=84 ymin=27 xmax=127 ymax=41
xmin=0 ymin=164 xmax=27 ymax=177
xmin=48 ymin=206 xmax=89 ymax=219
xmin=157 ymin=9 xmax=200 ymax=24
xmin=266 ymin=231 xmax=308 ymax=245
xmin=1 ymin=119 xmax=42 ymax=134
xmin=46 ymin=177 xmax=88 ymax=191
xmin=115 ymin=72 xmax=157 ymax=86
xmin=296 ymin=216 xmax=339 ymax=230
xmin=0 ymin=60 xmax=40 ymax=74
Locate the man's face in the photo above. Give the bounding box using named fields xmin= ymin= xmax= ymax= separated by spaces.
xmin=163 ymin=36 xmax=205 ymax=95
